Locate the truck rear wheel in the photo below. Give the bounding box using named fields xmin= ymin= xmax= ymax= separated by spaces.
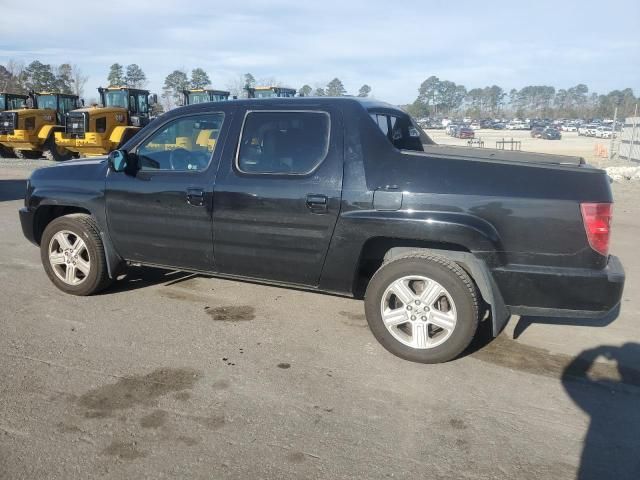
xmin=43 ymin=136 xmax=72 ymax=162
xmin=40 ymin=214 xmax=112 ymax=296
xmin=364 ymin=253 xmax=479 ymax=363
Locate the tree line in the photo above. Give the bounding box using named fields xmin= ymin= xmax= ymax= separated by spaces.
xmin=1 ymin=59 xmax=636 ymax=119
xmin=406 ymin=75 xmax=639 ymax=120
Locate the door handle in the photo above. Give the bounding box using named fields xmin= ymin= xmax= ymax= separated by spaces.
xmin=306 ymin=194 xmax=328 ymax=213
xmin=186 ymin=188 xmax=205 ymax=207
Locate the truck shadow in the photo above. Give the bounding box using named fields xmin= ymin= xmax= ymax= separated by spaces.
xmin=0 ymin=179 xmax=26 ymax=202
xmin=512 ymin=305 xmax=621 ymax=339
xmin=99 ymin=267 xmax=198 ymax=295
xmin=562 ymin=343 xmax=640 ymax=480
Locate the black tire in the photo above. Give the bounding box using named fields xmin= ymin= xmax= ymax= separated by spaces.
xmin=0 ymin=145 xmax=16 ymax=158
xmin=364 ymin=253 xmax=480 ymax=363
xmin=42 ymin=136 xmax=72 ymax=162
xmin=40 ymin=214 xmax=113 ymax=296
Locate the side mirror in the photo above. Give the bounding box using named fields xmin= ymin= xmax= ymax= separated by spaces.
xmin=108 ymin=150 xmax=129 ymax=172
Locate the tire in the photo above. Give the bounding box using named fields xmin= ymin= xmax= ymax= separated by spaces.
xmin=40 ymin=214 xmax=113 ymax=296
xmin=42 ymin=136 xmax=72 ymax=162
xmin=364 ymin=253 xmax=479 ymax=363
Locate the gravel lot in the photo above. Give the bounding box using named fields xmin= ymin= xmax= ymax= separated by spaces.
xmin=0 ymin=158 xmax=639 ymax=479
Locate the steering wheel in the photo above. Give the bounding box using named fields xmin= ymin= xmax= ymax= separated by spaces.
xmin=169 ymin=148 xmax=191 ymax=171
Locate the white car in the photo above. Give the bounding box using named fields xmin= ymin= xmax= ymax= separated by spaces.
xmin=596 ymin=127 xmax=614 ymax=139
xmin=562 ymin=124 xmax=577 ymax=132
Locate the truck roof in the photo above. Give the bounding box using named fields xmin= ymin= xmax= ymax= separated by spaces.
xmin=172 ymin=96 xmax=399 ymax=112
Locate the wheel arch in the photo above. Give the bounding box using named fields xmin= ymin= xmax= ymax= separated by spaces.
xmin=355 ymin=239 xmax=510 ymax=336
xmin=33 ymin=204 xmax=123 ymax=279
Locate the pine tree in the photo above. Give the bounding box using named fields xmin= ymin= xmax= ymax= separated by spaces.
xmin=357 ymin=85 xmax=371 ymax=97
xmin=107 ymin=63 xmax=124 ymax=86
xmin=22 ymin=61 xmax=57 ymax=92
xmin=125 ymin=64 xmax=147 ymax=88
xmin=325 ymin=78 xmax=346 ymax=97
xmin=190 ymin=68 xmax=211 ymax=89
xmin=162 ymin=70 xmax=190 ymax=107
xmin=298 ymin=85 xmax=312 ymax=97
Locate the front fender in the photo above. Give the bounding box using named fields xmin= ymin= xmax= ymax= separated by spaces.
xmin=37 ymin=124 xmax=63 ymax=141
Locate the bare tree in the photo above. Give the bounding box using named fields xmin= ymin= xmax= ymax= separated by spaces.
xmin=71 ymin=64 xmax=89 ymax=98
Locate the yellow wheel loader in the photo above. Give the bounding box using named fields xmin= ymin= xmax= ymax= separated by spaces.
xmin=182 ymin=88 xmax=231 ymax=105
xmin=0 ymin=91 xmax=79 ymax=161
xmin=0 ymin=92 xmax=28 ymax=158
xmin=245 ymin=86 xmax=296 ymax=98
xmin=54 ymin=86 xmax=157 ymax=157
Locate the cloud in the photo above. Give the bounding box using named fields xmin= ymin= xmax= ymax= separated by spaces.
xmin=0 ymin=0 xmax=638 ymax=103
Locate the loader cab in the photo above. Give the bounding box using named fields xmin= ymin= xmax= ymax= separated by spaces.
xmin=182 ymin=88 xmax=231 ymax=105
xmin=98 ymin=87 xmax=151 ymax=127
xmin=0 ymin=93 xmax=28 ymax=111
xmin=245 ymin=86 xmax=297 ymax=98
xmin=32 ymin=92 xmax=81 ymax=124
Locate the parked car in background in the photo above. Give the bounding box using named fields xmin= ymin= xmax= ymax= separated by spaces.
xmin=541 ymin=128 xmax=562 ymax=140
xmin=596 ymin=126 xmax=614 ymax=139
xmin=562 ymin=124 xmax=577 ymax=132
xmin=531 ymin=127 xmax=545 ymax=138
xmin=491 ymin=122 xmax=506 ymax=130
xmin=455 ymin=126 xmax=475 ymax=139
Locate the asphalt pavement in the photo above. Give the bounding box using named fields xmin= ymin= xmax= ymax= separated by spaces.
xmin=1 ymin=161 xmax=639 ymax=479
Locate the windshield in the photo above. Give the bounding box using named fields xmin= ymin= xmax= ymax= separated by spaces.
xmin=7 ymin=96 xmax=25 ymax=109
xmin=104 ymin=91 xmax=128 ymax=108
xmin=0 ymin=96 xmax=4 ymax=110
xmin=254 ymin=90 xmax=275 ymax=98
xmin=36 ymin=94 xmax=57 ymax=110
xmin=188 ymin=92 xmax=210 ymax=104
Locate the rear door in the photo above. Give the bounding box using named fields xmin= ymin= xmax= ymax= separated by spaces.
xmin=212 ymin=106 xmax=343 ymax=286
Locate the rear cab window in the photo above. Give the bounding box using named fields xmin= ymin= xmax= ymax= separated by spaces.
xmin=236 ymin=110 xmax=330 ymax=175
xmin=369 ymin=110 xmax=432 ymax=151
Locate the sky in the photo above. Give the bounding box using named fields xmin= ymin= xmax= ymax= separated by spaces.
xmin=1 ymin=0 xmax=639 ymax=104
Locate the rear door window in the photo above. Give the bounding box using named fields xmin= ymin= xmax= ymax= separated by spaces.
xmin=236 ymin=111 xmax=330 ymax=175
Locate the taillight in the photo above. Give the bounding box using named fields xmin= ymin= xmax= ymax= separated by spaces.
xmin=580 ymin=203 xmax=612 ymax=256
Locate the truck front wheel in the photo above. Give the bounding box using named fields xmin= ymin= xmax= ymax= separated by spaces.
xmin=364 ymin=253 xmax=480 ymax=363
xmin=40 ymin=214 xmax=112 ymax=296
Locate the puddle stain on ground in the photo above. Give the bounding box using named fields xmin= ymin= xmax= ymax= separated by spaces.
xmin=159 ymin=289 xmax=211 ymax=303
xmin=76 ymin=368 xmax=203 ymax=418
xmin=471 ymin=334 xmax=640 ymax=387
xmin=338 ymin=310 xmax=368 ymax=328
xmin=277 ymin=363 xmax=291 ymax=369
xmin=286 ymin=451 xmax=306 ymax=463
xmin=140 ymin=409 xmax=167 ymax=429
xmin=190 ymin=414 xmax=226 ymax=430
xmin=205 ymin=305 xmax=255 ymax=322
xmin=177 ymin=435 xmax=200 ymax=446
xmin=102 ymin=440 xmax=146 ymax=460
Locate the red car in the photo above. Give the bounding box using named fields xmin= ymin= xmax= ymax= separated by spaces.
xmin=455 ymin=127 xmax=475 ymax=139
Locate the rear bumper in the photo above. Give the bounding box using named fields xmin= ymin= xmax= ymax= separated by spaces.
xmin=19 ymin=207 xmax=37 ymax=245
xmin=493 ymin=255 xmax=625 ymax=318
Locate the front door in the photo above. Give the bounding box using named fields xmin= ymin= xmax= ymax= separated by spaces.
xmin=213 ymin=107 xmax=343 ymax=286
xmin=105 ymin=109 xmax=231 ymax=270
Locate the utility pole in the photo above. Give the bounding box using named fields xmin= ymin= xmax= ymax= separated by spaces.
xmin=608 ymin=107 xmax=617 ymax=162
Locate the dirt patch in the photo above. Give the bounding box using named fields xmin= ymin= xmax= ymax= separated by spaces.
xmin=449 ymin=418 xmax=466 ymax=430
xmin=286 ymin=451 xmax=306 ymax=463
xmin=102 ymin=440 xmax=146 ymax=460
xmin=472 ymin=335 xmax=640 ymax=388
xmin=77 ymin=368 xmax=202 ymax=418
xmin=205 ymin=305 xmax=255 ymax=322
xmin=338 ymin=311 xmax=366 ymax=321
xmin=174 ymin=392 xmax=191 ymax=401
xmin=140 ymin=409 xmax=167 ymax=429
xmin=177 ymin=436 xmax=200 ymax=446
xmin=191 ymin=415 xmax=226 ymax=430
xmin=277 ymin=363 xmax=291 ymax=369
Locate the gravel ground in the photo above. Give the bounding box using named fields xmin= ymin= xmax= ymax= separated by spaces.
xmin=0 ymin=159 xmax=639 ymax=480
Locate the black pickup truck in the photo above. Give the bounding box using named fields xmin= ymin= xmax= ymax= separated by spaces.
xmin=19 ymin=98 xmax=624 ymax=363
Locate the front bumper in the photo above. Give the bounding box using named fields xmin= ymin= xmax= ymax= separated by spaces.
xmin=493 ymin=255 xmax=625 ymax=318
xmin=19 ymin=207 xmax=37 ymax=245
